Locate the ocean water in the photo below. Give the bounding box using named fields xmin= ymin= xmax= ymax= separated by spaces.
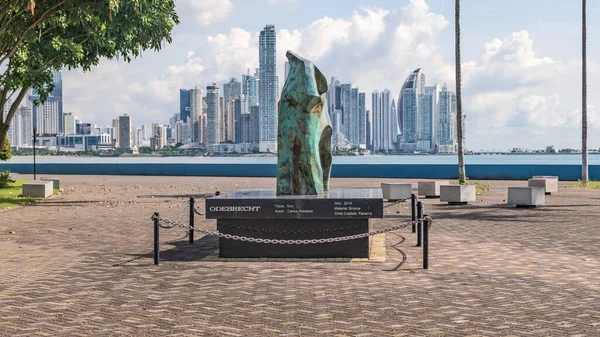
xmin=5 ymin=154 xmax=598 ymax=165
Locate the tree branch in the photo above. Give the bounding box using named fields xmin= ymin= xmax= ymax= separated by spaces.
xmin=2 ymin=86 xmax=29 ymax=129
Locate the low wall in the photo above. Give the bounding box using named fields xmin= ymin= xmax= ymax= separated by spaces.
xmin=0 ymin=163 xmax=596 ymax=181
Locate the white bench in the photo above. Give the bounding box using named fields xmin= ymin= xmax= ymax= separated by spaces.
xmin=8 ymin=172 xmax=19 ymax=180
xmin=418 ymin=181 xmax=450 ymax=198
xmin=508 ymin=187 xmax=545 ymax=207
xmin=528 ymin=177 xmax=558 ymax=195
xmin=41 ymin=177 xmax=61 ymax=189
xmin=381 ymin=183 xmax=412 ymax=201
xmin=440 ymin=185 xmax=476 ymax=205
xmin=22 ymin=180 xmax=53 ymax=198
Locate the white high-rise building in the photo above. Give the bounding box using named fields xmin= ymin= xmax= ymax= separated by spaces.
xmin=399 ymin=68 xmax=426 ymax=145
xmin=372 ymin=90 xmax=393 ymax=152
xmin=190 ymin=86 xmax=203 ymax=143
xmin=206 ymin=83 xmax=221 ymax=145
xmin=259 ymin=24 xmax=277 ymax=152
xmin=437 ymin=84 xmax=457 ymax=153
xmin=418 ymin=84 xmax=441 ymax=152
xmin=63 ymin=113 xmax=76 ymax=135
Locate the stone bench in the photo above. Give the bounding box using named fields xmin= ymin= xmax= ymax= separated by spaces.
xmin=528 ymin=177 xmax=558 ymax=195
xmin=381 ymin=183 xmax=412 ymax=201
xmin=22 ymin=180 xmax=53 ymax=198
xmin=418 ymin=181 xmax=450 ymax=198
xmin=440 ymin=185 xmax=476 ymax=205
xmin=508 ymin=187 xmax=545 ymax=207
xmin=532 ymin=175 xmax=559 ymax=180
xmin=41 ymin=177 xmax=61 ymax=189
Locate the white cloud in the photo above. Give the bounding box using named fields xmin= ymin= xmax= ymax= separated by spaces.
xmin=177 ymin=0 xmax=233 ymax=27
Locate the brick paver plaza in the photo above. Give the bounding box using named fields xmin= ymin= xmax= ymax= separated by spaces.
xmin=1 ymin=175 xmax=599 ymax=336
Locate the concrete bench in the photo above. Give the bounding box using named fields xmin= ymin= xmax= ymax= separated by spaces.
xmin=418 ymin=181 xmax=450 ymax=198
xmin=22 ymin=180 xmax=53 ymax=198
xmin=532 ymin=176 xmax=559 ymax=181
xmin=440 ymin=185 xmax=476 ymax=205
xmin=41 ymin=177 xmax=60 ymax=189
xmin=508 ymin=187 xmax=545 ymax=207
xmin=528 ymin=177 xmax=558 ymax=195
xmin=381 ymin=183 xmax=412 ymax=201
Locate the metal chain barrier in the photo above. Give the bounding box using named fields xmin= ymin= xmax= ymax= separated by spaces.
xmin=152 ymin=198 xmax=432 ymax=268
xmin=151 ymin=207 xmax=427 ymax=245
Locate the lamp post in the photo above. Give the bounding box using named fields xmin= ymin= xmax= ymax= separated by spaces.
xmin=33 ymin=127 xmax=37 ymax=180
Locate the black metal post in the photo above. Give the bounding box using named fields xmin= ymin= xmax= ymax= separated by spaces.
xmin=411 ymin=194 xmax=417 ymax=233
xmin=423 ymin=216 xmax=429 ymax=269
xmin=153 ymin=212 xmax=160 ymax=265
xmin=189 ymin=197 xmax=195 ymax=244
xmin=33 ymin=127 xmax=37 ymax=180
xmin=416 ymin=202 xmax=423 ymax=247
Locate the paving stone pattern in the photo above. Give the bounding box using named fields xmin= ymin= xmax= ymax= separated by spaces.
xmin=1 ymin=175 xmax=599 ymax=336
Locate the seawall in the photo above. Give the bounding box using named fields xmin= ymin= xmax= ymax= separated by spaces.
xmin=0 ymin=163 xmax=596 ymax=181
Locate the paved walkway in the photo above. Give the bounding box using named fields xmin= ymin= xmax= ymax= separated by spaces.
xmin=1 ymin=175 xmax=599 ymax=336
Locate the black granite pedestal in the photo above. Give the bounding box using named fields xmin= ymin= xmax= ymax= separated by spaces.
xmin=206 ymin=189 xmax=383 ymax=258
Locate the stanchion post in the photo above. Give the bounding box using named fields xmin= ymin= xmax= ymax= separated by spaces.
xmin=416 ymin=202 xmax=423 ymax=247
xmin=153 ymin=212 xmax=160 ymax=265
xmin=411 ymin=194 xmax=417 ymax=233
xmin=423 ymin=216 xmax=429 ymax=269
xmin=189 ymin=197 xmax=195 ymax=244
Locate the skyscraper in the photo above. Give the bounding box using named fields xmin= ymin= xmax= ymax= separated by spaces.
xmin=206 ymin=84 xmax=220 ymax=145
xmin=29 ymin=72 xmax=63 ymax=134
xmin=418 ymin=84 xmax=441 ymax=151
xmin=190 ymin=86 xmax=203 ymax=143
xmin=242 ymin=69 xmax=259 ymax=109
xmin=118 ymin=114 xmax=132 ymax=149
xmin=399 ymin=68 xmax=425 ymax=144
xmin=372 ymin=90 xmax=392 ymax=152
xmin=180 ymin=89 xmax=191 ymax=122
xmin=259 ymin=24 xmax=277 ymax=152
xmin=358 ymin=92 xmax=366 ymax=147
xmin=223 ymin=78 xmax=241 ymax=142
xmin=437 ymin=84 xmax=457 ymax=152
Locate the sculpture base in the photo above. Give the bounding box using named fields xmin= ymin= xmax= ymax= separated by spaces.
xmin=206 ymin=189 xmax=384 ymax=259
xmin=218 ymin=219 xmax=369 ymax=258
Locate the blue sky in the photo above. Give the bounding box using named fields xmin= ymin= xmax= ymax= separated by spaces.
xmin=63 ymin=0 xmax=599 ymax=151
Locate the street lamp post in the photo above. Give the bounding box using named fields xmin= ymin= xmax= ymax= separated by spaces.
xmin=33 ymin=127 xmax=37 ymax=180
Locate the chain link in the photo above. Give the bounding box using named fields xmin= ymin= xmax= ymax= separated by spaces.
xmin=151 ymin=201 xmax=189 ymax=229
xmin=383 ymin=200 xmax=406 ymax=209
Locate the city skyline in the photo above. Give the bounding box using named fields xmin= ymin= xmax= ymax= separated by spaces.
xmin=30 ymin=0 xmax=600 ymax=150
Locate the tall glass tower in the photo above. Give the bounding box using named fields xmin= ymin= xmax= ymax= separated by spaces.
xmin=258 ymin=25 xmax=277 ymax=152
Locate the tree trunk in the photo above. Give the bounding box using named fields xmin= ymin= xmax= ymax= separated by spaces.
xmin=0 ymin=87 xmax=29 ymax=156
xmin=582 ymin=0 xmax=588 ymax=184
xmin=455 ymin=0 xmax=466 ymax=184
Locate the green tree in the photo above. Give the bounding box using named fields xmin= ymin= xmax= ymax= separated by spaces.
xmin=582 ymin=0 xmax=588 ymax=184
xmin=455 ymin=0 xmax=467 ymax=184
xmin=0 ymin=0 xmax=179 ymax=152
xmin=0 ymin=136 xmax=11 ymax=161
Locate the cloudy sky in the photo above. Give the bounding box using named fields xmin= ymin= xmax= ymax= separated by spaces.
xmin=63 ymin=0 xmax=599 ymax=151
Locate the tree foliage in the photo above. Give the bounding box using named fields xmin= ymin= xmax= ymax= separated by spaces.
xmin=0 ymin=136 xmax=11 ymax=160
xmin=0 ymin=0 xmax=179 ymax=150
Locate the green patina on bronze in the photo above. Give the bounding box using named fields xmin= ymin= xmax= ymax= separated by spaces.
xmin=276 ymin=51 xmax=332 ymax=195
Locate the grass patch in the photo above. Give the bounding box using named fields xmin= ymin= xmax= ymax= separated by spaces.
xmin=452 ymin=178 xmax=490 ymax=195
xmin=0 ymin=180 xmax=39 ymax=210
xmin=566 ymin=180 xmax=600 ymax=188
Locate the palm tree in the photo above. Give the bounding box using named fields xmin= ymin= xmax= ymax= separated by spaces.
xmin=582 ymin=0 xmax=589 ymax=184
xmin=455 ymin=0 xmax=466 ymax=184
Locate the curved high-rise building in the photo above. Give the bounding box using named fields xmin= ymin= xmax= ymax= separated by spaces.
xmin=398 ymin=68 xmax=425 ymax=143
